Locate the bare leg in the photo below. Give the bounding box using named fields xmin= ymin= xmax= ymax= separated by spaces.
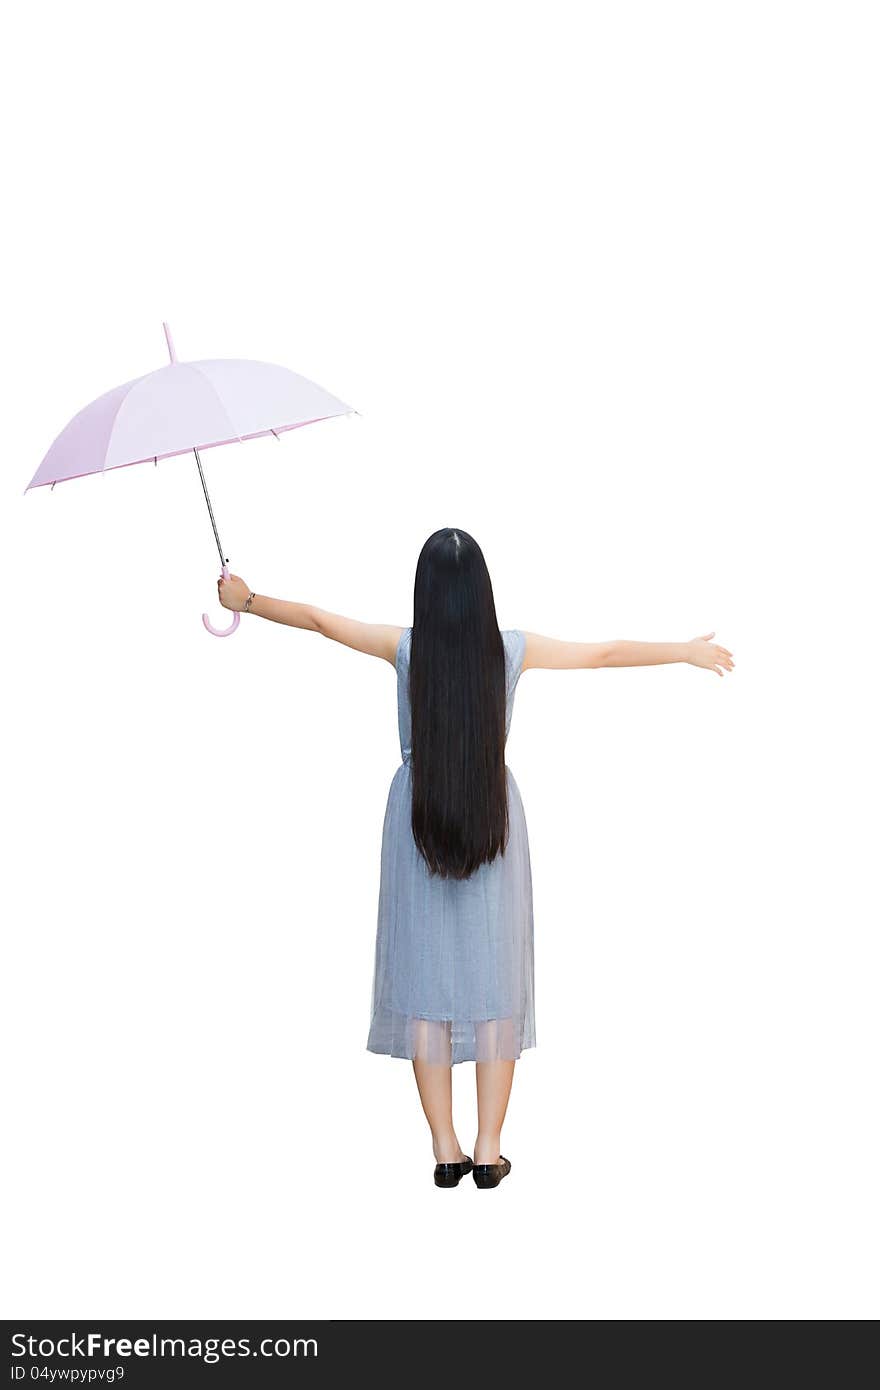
xmin=411 ymin=1020 xmax=466 ymax=1164
xmin=474 ymin=1060 xmax=515 ymax=1165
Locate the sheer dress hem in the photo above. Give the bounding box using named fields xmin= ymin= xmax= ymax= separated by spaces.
xmin=367 ymin=1010 xmax=536 ymax=1066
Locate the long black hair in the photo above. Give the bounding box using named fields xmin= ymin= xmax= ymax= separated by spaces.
xmin=409 ymin=528 xmax=509 ymax=880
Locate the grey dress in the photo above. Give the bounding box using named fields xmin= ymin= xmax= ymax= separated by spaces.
xmin=367 ymin=628 xmax=536 ymax=1066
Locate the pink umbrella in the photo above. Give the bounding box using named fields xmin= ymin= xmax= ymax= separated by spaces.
xmin=26 ymin=324 xmax=356 ymax=635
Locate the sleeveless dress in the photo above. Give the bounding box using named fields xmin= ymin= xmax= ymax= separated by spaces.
xmin=367 ymin=628 xmax=536 ymax=1066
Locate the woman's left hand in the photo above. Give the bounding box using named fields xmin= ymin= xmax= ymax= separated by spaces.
xmin=687 ymin=630 xmax=735 ymax=675
xmin=218 ymin=573 xmax=251 ymax=612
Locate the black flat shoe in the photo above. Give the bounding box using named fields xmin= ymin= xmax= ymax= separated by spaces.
xmin=433 ymin=1157 xmax=474 ymax=1188
xmin=473 ymin=1155 xmax=512 ymax=1189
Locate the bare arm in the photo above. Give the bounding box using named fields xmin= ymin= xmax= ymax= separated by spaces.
xmin=218 ymin=573 xmax=404 ymax=665
xmin=522 ymin=629 xmax=734 ymax=676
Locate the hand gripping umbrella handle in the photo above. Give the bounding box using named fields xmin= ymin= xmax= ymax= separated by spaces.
xmin=203 ymin=564 xmax=241 ymax=637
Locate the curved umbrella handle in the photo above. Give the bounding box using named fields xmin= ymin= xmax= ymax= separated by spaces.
xmin=203 ymin=564 xmax=241 ymax=637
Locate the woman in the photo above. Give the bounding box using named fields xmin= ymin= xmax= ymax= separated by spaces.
xmin=219 ymin=528 xmax=734 ymax=1189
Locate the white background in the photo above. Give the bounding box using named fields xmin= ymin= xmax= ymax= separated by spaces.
xmin=2 ymin=1 xmax=877 ymax=1321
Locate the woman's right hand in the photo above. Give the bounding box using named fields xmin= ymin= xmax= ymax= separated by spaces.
xmin=218 ymin=572 xmax=251 ymax=612
xmin=687 ymin=631 xmax=735 ymax=676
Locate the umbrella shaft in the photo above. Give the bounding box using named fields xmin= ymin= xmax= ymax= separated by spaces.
xmin=193 ymin=449 xmax=227 ymax=566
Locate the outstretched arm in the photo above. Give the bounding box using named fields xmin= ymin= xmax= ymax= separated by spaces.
xmin=522 ymin=629 xmax=734 ymax=676
xmin=218 ymin=574 xmax=404 ymax=665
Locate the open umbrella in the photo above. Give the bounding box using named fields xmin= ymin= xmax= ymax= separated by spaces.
xmin=26 ymin=323 xmax=356 ymax=635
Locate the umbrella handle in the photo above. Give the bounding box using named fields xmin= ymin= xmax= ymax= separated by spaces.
xmin=203 ymin=564 xmax=241 ymax=637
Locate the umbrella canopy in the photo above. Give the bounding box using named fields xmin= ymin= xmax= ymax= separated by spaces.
xmin=27 ymin=330 xmax=354 ymax=490
xmin=26 ymin=324 xmax=356 ymax=635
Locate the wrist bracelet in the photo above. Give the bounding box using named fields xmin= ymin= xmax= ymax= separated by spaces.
xmin=244 ymin=591 xmax=257 ymax=613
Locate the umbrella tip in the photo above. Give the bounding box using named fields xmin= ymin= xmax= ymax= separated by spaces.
xmin=162 ymin=321 xmax=178 ymax=363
